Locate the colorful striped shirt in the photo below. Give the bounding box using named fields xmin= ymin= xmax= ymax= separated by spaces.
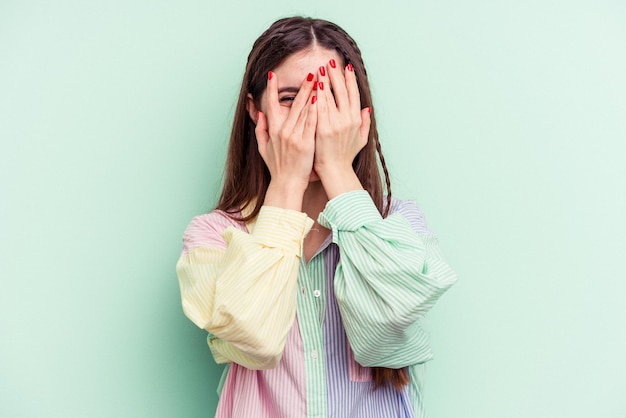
xmin=176 ymin=190 xmax=457 ymax=417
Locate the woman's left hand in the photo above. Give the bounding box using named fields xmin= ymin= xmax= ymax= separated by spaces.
xmin=314 ymin=59 xmax=371 ymax=199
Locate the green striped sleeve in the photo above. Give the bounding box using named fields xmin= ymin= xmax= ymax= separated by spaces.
xmin=318 ymin=190 xmax=457 ymax=368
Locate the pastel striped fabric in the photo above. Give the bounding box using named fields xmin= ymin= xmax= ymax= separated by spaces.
xmin=176 ymin=190 xmax=457 ymax=417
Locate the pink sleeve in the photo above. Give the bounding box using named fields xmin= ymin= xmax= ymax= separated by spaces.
xmin=181 ymin=211 xmax=247 ymax=255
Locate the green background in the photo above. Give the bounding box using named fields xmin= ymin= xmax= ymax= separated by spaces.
xmin=2 ymin=0 xmax=625 ymax=417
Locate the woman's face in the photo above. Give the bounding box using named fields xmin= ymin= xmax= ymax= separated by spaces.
xmin=247 ymin=47 xmax=345 ymax=182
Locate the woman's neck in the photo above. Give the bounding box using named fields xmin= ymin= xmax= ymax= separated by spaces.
xmin=302 ymin=180 xmax=328 ymax=220
xmin=302 ymin=181 xmax=330 ymax=263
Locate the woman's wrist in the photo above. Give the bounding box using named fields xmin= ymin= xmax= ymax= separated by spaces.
xmin=317 ymin=165 xmax=364 ymax=200
xmin=263 ymin=179 xmax=307 ymax=211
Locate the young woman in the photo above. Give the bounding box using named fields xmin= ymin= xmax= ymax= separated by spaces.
xmin=176 ymin=16 xmax=457 ymax=418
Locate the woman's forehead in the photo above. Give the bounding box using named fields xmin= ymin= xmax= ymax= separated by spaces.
xmin=273 ymin=48 xmax=343 ymax=83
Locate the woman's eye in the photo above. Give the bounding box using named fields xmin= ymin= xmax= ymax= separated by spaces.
xmin=279 ymin=96 xmax=296 ymax=106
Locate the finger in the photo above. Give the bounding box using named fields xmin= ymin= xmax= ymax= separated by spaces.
xmin=345 ymin=63 xmax=362 ymax=116
xmin=291 ymin=91 xmax=313 ymax=140
xmin=359 ymin=107 xmax=372 ymax=147
xmin=255 ymin=111 xmax=270 ymax=155
xmin=315 ymin=78 xmax=331 ymax=128
xmin=326 ymin=58 xmax=349 ymax=110
xmin=281 ymin=72 xmax=316 ymax=133
xmin=317 ymin=65 xmax=336 ymax=117
xmin=302 ymin=93 xmax=318 ymax=144
xmin=264 ymin=71 xmax=280 ymax=128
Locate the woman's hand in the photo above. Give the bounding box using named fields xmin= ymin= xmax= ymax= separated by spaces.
xmin=313 ymin=60 xmax=371 ymax=199
xmin=256 ymin=71 xmax=317 ymax=211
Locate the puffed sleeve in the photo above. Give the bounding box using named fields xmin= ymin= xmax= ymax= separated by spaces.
xmin=176 ymin=207 xmax=313 ymax=369
xmin=317 ymin=190 xmax=457 ymax=368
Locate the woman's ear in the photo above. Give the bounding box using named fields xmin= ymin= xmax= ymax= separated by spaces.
xmin=246 ymin=93 xmax=259 ymax=125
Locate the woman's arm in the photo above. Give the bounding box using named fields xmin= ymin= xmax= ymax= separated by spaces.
xmin=177 ymin=69 xmax=317 ymax=369
xmin=176 ymin=207 xmax=313 ymax=369
xmin=318 ymin=190 xmax=457 ymax=368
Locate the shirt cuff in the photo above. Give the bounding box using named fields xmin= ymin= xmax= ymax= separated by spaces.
xmin=317 ymin=190 xmax=382 ymax=232
xmin=251 ymin=206 xmax=314 ymax=255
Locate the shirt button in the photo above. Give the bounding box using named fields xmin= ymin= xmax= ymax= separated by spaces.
xmin=313 ymin=289 xmax=321 ymax=298
xmin=311 ymin=350 xmax=318 ymax=360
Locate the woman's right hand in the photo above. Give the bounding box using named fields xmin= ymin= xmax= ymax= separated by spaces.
xmin=256 ymin=71 xmax=317 ymax=211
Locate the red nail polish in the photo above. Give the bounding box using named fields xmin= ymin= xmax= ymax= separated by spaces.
xmin=319 ymin=81 xmax=324 ymax=91
xmin=347 ymin=63 xmax=354 ymax=72
xmin=367 ymin=107 xmax=371 ymax=114
xmin=268 ymin=71 xmax=273 ymax=80
xmin=312 ymin=96 xmax=317 ymax=104
xmin=319 ymin=66 xmax=326 ymax=77
xmin=313 ymin=81 xmax=318 ymax=90
xmin=329 ymin=59 xmax=336 ymax=68
xmin=307 ymin=73 xmax=314 ymax=82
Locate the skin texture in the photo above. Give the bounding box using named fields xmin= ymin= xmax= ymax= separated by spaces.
xmin=246 ymin=47 xmax=372 ymax=261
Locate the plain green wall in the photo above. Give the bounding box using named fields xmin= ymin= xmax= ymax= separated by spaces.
xmin=1 ymin=0 xmax=625 ymax=417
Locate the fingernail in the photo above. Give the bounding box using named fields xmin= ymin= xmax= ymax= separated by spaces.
xmin=257 ymin=111 xmax=261 ymax=120
xmin=347 ymin=63 xmax=354 ymax=72
xmin=329 ymin=59 xmax=336 ymax=68
xmin=306 ymin=72 xmax=314 ymax=82
xmin=367 ymin=107 xmax=371 ymax=114
xmin=312 ymin=96 xmax=317 ymax=104
xmin=319 ymin=66 xmax=326 ymax=77
xmin=318 ymin=81 xmax=324 ymax=91
xmin=313 ymin=81 xmax=318 ymax=91
xmin=268 ymin=71 xmax=273 ymax=80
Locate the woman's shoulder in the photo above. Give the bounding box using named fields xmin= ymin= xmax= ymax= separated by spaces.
xmin=182 ymin=209 xmax=247 ymax=253
xmin=386 ymin=196 xmax=433 ymax=236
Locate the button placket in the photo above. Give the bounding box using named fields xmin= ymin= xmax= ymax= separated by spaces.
xmin=297 ymin=246 xmax=328 ymax=418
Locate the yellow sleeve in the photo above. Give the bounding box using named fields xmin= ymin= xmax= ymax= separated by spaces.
xmin=176 ymin=206 xmax=313 ymax=369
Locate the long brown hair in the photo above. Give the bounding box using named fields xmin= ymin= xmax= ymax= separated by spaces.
xmin=217 ymin=16 xmax=406 ymax=390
